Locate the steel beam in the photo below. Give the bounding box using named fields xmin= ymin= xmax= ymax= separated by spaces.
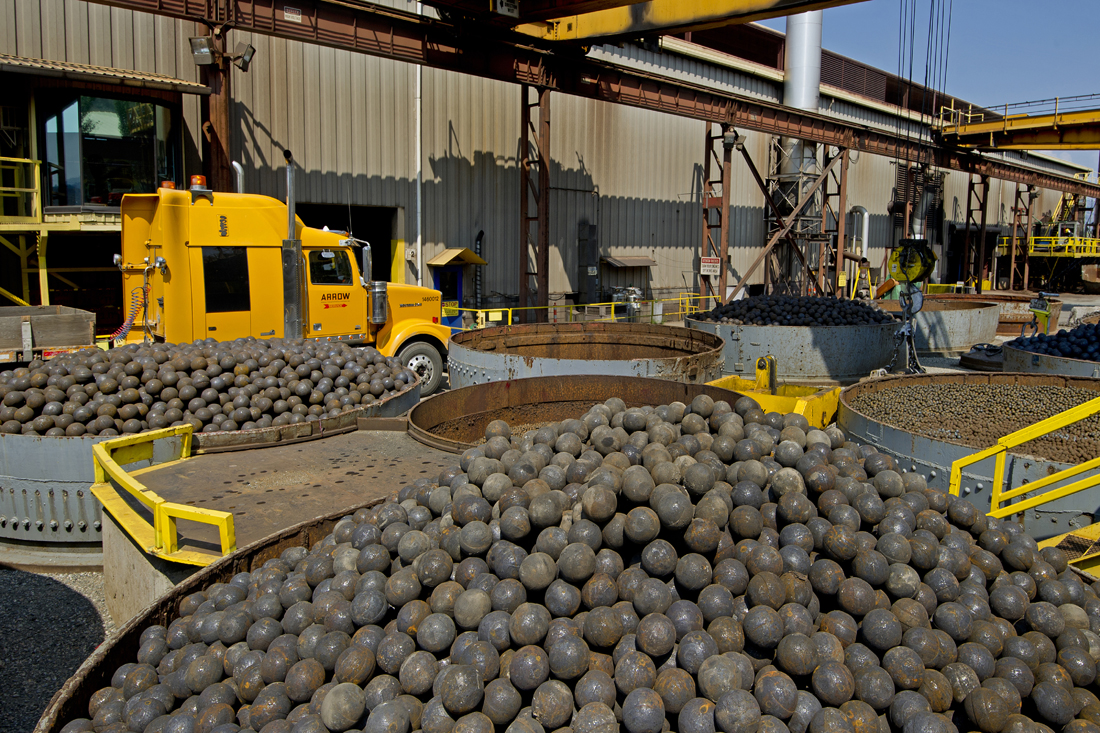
xmin=79 ymin=0 xmax=1100 ymax=199
xmin=513 ymin=0 xmax=868 ymax=42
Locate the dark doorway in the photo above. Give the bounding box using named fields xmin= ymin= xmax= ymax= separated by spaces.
xmin=296 ymin=204 xmax=397 ymax=282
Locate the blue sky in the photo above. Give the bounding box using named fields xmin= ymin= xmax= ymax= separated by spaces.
xmin=755 ymin=0 xmax=1100 ymax=171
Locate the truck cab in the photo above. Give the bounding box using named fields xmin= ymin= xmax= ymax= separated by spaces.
xmin=117 ymin=181 xmax=450 ymax=394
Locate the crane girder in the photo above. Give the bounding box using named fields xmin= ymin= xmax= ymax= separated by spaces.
xmin=512 ymin=0 xmax=868 ymax=42
xmin=940 ymin=109 xmax=1100 ymax=151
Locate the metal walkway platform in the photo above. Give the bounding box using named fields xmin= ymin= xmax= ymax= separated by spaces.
xmin=127 ymin=431 xmax=454 ymax=556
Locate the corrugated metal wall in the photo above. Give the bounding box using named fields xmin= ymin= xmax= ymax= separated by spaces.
xmin=4 ymin=0 xmax=1091 ymax=302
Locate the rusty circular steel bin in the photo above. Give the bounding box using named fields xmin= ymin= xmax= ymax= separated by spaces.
xmin=874 ymin=299 xmax=999 ymax=354
xmin=409 ymin=374 xmax=746 ymax=453
xmin=447 ymin=322 xmax=724 ymax=388
xmin=687 ymin=318 xmax=897 ymax=385
xmin=838 ymin=372 xmax=1100 ymax=540
xmin=1003 ymin=344 xmax=1100 ymax=378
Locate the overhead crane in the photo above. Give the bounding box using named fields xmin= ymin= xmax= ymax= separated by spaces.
xmin=424 ymin=0 xmax=870 ymax=43
xmin=935 ymin=95 xmax=1100 ymax=291
xmin=937 ymin=94 xmax=1100 ymax=151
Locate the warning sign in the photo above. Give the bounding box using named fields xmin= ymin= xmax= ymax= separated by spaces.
xmin=700 ymin=257 xmax=721 ymax=277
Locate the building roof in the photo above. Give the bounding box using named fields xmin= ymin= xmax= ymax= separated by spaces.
xmin=426 ymin=247 xmax=488 ymax=266
xmin=602 ymin=255 xmax=656 ymax=268
xmin=0 ymin=53 xmax=210 ymax=95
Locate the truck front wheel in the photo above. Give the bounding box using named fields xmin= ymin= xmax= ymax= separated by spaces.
xmin=399 ymin=342 xmax=444 ymax=396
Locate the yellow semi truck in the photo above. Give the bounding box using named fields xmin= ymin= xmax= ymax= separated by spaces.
xmin=115 ymin=152 xmax=450 ymax=394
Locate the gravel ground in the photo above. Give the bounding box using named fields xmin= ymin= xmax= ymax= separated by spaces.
xmin=0 ymin=568 xmax=115 ymax=733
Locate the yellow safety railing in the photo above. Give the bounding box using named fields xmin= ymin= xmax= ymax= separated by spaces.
xmin=949 ymin=395 xmax=1100 ymax=519
xmin=0 ymin=156 xmax=41 ymax=225
xmin=91 ymin=424 xmax=236 ymax=566
xmin=995 ymin=236 xmax=1100 ymax=258
xmin=447 ymin=293 xmax=712 ymax=330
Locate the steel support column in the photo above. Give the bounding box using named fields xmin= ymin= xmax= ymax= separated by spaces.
xmin=701 ymin=123 xmax=733 ymax=308
xmin=1008 ymin=183 xmax=1035 ymax=291
xmin=203 ymin=41 xmax=234 ymax=194
xmin=37 ymin=231 xmax=49 ymax=306
xmin=520 ymin=86 xmax=551 ymax=322
xmin=818 ymin=148 xmax=848 ymax=295
xmin=963 ymin=174 xmax=991 ymax=294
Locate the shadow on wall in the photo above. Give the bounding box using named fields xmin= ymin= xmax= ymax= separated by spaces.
xmin=229 ymin=135 xmax=780 ymax=300
xmin=0 ymin=566 xmax=108 ymax=732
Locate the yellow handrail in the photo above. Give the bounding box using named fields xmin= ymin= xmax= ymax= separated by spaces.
xmin=446 ymin=293 xmax=712 ymax=330
xmin=0 ymin=156 xmax=42 ymax=222
xmin=948 ymin=395 xmax=1100 ymax=519
xmin=996 ymin=236 xmax=1100 ymax=258
xmin=90 ymin=424 xmax=236 ymax=566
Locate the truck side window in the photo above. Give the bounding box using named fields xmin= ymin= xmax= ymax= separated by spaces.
xmin=309 ymin=250 xmax=353 ymax=285
xmin=202 ymin=246 xmax=251 ymax=313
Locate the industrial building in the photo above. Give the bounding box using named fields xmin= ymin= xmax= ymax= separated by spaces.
xmin=8 ymin=4 xmax=1100 ymax=732
xmin=1 ymin=0 xmax=1094 ymax=329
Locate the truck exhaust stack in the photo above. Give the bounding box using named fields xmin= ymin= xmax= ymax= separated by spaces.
xmin=281 ymin=149 xmax=305 ymax=339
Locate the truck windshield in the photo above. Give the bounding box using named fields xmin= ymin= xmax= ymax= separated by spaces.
xmin=309 ymin=250 xmax=354 ymax=285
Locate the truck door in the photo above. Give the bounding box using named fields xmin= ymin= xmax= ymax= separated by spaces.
xmin=201 ymin=246 xmax=251 ymax=339
xmin=307 ymin=248 xmax=367 ymax=338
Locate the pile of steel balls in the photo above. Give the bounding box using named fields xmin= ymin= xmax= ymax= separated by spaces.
xmin=699 ymin=295 xmax=897 ymax=327
xmin=59 ymin=395 xmax=1100 ymax=733
xmin=847 ymin=382 xmax=1100 ymax=466
xmin=0 ymin=339 xmax=415 ymax=437
xmin=1008 ymin=323 xmax=1100 ymax=364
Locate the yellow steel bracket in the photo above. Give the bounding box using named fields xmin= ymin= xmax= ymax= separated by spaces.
xmin=91 ymin=424 xmax=236 ymax=566
xmin=948 ymin=394 xmax=1100 ymax=519
xmin=706 ymin=355 xmax=841 ymax=429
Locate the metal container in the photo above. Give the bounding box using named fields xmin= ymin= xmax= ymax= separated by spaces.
xmin=610 ymin=286 xmax=643 ymax=322
xmin=409 ymin=374 xmax=745 ymax=453
xmin=447 ymin=322 xmax=724 ymax=389
xmin=37 ymin=497 xmax=388 ymax=733
xmin=926 ymin=292 xmax=1062 ymax=336
xmin=687 ymin=318 xmax=897 ymax=385
xmin=874 ymin=299 xmax=1000 ymax=354
xmin=838 ymin=373 xmax=1100 ymax=539
xmin=0 ymin=433 xmax=107 ymax=545
xmin=191 ymin=376 xmax=420 ymax=452
xmin=1003 ymin=344 xmax=1100 ymax=378
xmin=0 ymin=378 xmax=419 ymax=546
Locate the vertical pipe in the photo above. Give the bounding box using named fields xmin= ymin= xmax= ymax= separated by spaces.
xmin=285 ymin=151 xmax=296 ymax=241
xmin=415 ymin=3 xmax=424 ymax=287
xmin=780 ymin=11 xmax=822 ymax=287
xmin=779 ymin=13 xmax=822 ymax=185
xmin=536 ymin=88 xmax=551 ymax=320
xmin=282 ymin=150 xmax=304 ymax=339
xmin=231 ymin=161 xmax=244 ymax=193
xmin=519 ymin=85 xmax=531 ymax=321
